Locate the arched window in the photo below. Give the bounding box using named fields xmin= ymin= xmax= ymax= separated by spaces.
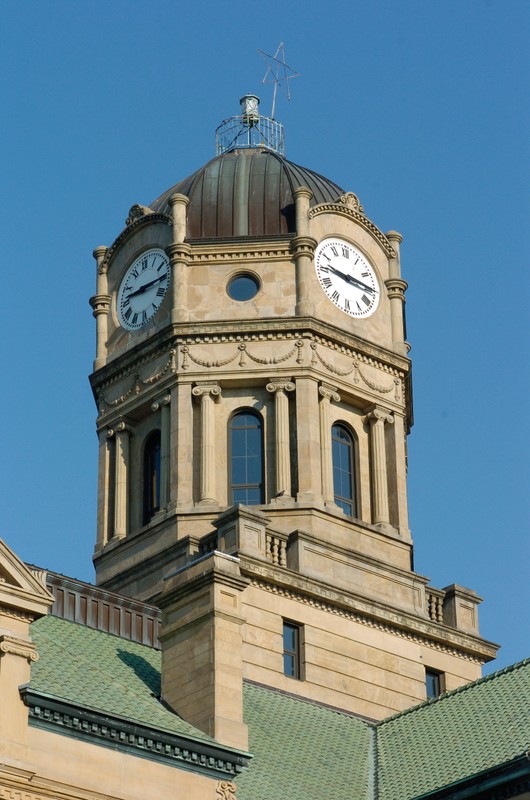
xmin=229 ymin=411 xmax=264 ymax=505
xmin=143 ymin=430 xmax=161 ymax=524
xmin=332 ymin=424 xmax=356 ymax=517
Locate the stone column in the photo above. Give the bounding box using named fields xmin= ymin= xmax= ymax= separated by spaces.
xmin=152 ymin=393 xmax=171 ymax=509
xmin=90 ymin=246 xmax=110 ymax=370
xmin=385 ymin=231 xmax=408 ymax=356
xmin=266 ymin=379 xmax=295 ymax=498
xmin=319 ymin=383 xmax=341 ymax=505
xmin=292 ymin=187 xmax=316 ymax=317
xmin=295 ymin=377 xmax=322 ymax=503
xmin=167 ymin=193 xmax=190 ymax=324
xmin=96 ymin=427 xmax=112 ymax=549
xmin=192 ymin=383 xmax=221 ymax=505
xmin=107 ymin=420 xmax=132 ymax=539
xmin=363 ymin=405 xmax=394 ymax=531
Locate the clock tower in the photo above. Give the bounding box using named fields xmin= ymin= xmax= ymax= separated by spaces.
xmin=89 ymin=96 xmax=495 ymax=746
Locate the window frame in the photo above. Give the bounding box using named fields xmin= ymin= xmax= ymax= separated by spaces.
xmin=331 ymin=422 xmax=357 ymax=517
xmin=228 ymin=409 xmax=265 ymax=506
xmin=282 ymin=620 xmax=303 ymax=680
xmin=425 ymin=668 xmax=445 ymax=699
xmin=142 ymin=429 xmax=162 ymax=525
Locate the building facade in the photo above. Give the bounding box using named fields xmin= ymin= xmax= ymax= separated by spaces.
xmin=1 ymin=97 xmax=528 ymax=800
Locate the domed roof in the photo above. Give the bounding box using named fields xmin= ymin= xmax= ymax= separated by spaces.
xmin=150 ymin=148 xmax=344 ymax=239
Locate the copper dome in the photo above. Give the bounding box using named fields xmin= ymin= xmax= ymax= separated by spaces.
xmin=150 ymin=148 xmax=344 ymax=239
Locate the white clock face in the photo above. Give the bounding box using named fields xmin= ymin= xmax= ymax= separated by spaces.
xmin=315 ymin=238 xmax=380 ymax=318
xmin=117 ymin=249 xmax=171 ymax=331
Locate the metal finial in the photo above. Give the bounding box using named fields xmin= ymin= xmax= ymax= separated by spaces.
xmin=258 ymin=42 xmax=300 ymax=119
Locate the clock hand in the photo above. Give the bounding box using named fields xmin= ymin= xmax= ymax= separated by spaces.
xmin=328 ymin=266 xmax=376 ymax=294
xmin=127 ymin=274 xmax=166 ymax=298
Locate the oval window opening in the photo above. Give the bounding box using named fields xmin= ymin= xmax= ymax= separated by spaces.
xmin=227 ymin=273 xmax=260 ymax=302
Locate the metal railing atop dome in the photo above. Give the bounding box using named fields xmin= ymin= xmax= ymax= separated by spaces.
xmin=216 ymin=94 xmax=285 ymax=156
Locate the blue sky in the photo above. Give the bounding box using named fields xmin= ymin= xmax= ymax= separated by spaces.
xmin=1 ymin=0 xmax=528 ymax=672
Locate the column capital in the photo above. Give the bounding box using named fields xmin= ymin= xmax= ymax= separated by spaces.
xmin=192 ymin=382 xmax=222 ymax=400
xmin=151 ymin=393 xmax=171 ymax=412
xmin=290 ymin=235 xmax=317 ymax=261
xmin=385 ymin=278 xmax=408 ymax=300
xmin=363 ymin=405 xmax=394 ymax=426
xmin=319 ymin=382 xmax=341 ymax=403
xmin=106 ymin=418 xmax=134 ymax=438
xmin=89 ymin=294 xmax=111 ymax=317
xmin=266 ymin=379 xmax=295 ymax=394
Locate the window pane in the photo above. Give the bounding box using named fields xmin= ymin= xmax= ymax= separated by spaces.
xmin=332 ymin=425 xmax=355 ymax=516
xmin=230 ymin=411 xmax=264 ymax=505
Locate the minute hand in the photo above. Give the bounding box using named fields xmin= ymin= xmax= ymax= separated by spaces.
xmin=128 ymin=275 xmax=166 ymax=298
xmin=329 ymin=267 xmax=377 ymax=294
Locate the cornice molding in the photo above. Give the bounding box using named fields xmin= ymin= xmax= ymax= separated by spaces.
xmin=21 ymin=689 xmax=250 ymax=780
xmin=241 ymin=561 xmax=496 ymax=664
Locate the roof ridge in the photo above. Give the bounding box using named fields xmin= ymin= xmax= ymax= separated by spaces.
xmin=377 ymin=657 xmax=530 ymax=727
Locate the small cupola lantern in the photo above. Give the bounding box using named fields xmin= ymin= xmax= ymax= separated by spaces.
xmin=240 ymin=93 xmax=260 ymax=125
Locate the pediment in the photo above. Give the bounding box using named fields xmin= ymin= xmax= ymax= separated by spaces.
xmin=0 ymin=538 xmax=53 ymax=620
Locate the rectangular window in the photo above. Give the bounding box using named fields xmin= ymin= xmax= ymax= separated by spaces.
xmin=283 ymin=621 xmax=303 ymax=679
xmin=425 ymin=668 xmax=444 ymax=699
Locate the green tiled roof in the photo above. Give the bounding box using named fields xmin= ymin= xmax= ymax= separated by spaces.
xmin=236 ymin=682 xmax=372 ymax=800
xmin=377 ymin=658 xmax=530 ymax=799
xmin=30 ymin=614 xmax=215 ymax=743
xmin=29 ymin=614 xmax=530 ymax=798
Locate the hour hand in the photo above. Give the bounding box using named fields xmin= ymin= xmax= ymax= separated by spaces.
xmin=328 ymin=266 xmax=376 ymax=294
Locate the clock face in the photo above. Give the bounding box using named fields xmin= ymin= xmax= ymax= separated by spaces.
xmin=117 ymin=249 xmax=171 ymax=331
xmin=314 ymin=238 xmax=380 ymax=318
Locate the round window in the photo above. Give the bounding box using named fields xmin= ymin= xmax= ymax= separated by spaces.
xmin=227 ymin=273 xmax=260 ymax=302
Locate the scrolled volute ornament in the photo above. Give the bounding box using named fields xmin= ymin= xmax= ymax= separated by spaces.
xmin=338 ymin=192 xmax=364 ymax=213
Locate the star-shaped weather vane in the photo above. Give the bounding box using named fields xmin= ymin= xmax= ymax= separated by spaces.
xmin=258 ymin=42 xmax=300 ymax=119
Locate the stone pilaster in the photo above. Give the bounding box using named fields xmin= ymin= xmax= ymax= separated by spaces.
xmin=266 ymin=379 xmax=295 ymax=499
xmin=293 ymin=185 xmax=316 ymax=317
xmin=192 ymin=383 xmax=222 ymax=505
xmin=295 ymin=377 xmax=322 ymax=504
xmin=107 ymin=419 xmax=132 ymax=539
xmin=167 ymin=193 xmax=190 ymax=324
xmin=319 ymin=383 xmax=341 ymax=505
xmin=363 ymin=405 xmax=394 ymax=532
xmin=159 ymin=551 xmax=250 ymax=750
xmin=96 ymin=427 xmax=112 ymax=549
xmin=385 ymin=231 xmax=409 ymax=355
xmin=90 ymin=245 xmax=110 ymax=370
xmin=173 ymin=382 xmax=193 ymax=508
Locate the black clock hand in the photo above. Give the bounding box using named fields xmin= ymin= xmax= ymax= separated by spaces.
xmin=328 ymin=266 xmax=377 ymax=294
xmin=127 ymin=274 xmax=166 ymax=298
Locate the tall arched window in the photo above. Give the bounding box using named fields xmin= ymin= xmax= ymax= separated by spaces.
xmin=332 ymin=424 xmax=356 ymax=517
xmin=229 ymin=411 xmax=264 ymax=505
xmin=143 ymin=430 xmax=161 ymax=524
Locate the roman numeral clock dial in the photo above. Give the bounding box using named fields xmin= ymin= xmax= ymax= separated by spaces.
xmin=117 ymin=249 xmax=171 ymax=331
xmin=314 ymin=238 xmax=380 ymax=318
